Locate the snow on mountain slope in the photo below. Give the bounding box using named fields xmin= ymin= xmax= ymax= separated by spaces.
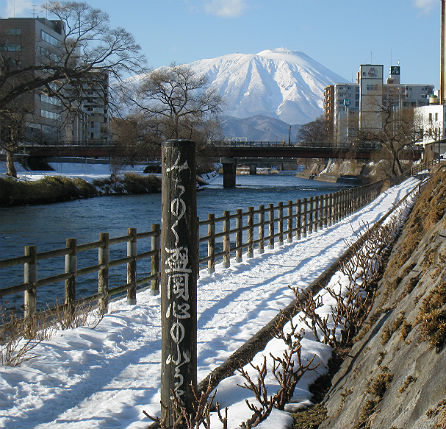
xmin=188 ymin=48 xmax=347 ymax=124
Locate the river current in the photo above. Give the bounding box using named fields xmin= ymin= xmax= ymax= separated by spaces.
xmin=0 ymin=173 xmax=347 ymax=310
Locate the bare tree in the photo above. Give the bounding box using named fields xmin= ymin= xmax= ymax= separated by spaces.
xmin=0 ymin=105 xmax=29 ymax=177
xmin=297 ymin=116 xmax=331 ymax=146
xmin=129 ymin=63 xmax=222 ymax=141
xmin=356 ymin=104 xmax=422 ymax=177
xmin=0 ymin=1 xmax=146 ymax=176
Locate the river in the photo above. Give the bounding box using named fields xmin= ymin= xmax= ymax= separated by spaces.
xmin=0 ymin=173 xmax=347 ymax=310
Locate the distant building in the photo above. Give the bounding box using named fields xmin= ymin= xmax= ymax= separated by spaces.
xmin=414 ymin=100 xmax=446 ymax=160
xmin=0 ymin=17 xmax=110 ymax=145
xmin=324 ymin=64 xmax=434 ymax=146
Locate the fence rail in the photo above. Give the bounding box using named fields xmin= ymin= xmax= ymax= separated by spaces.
xmin=0 ymin=180 xmax=387 ymax=320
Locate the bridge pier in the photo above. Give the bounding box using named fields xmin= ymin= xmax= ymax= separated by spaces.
xmin=222 ymin=158 xmax=237 ymax=188
xmin=249 ymin=164 xmax=257 ymax=175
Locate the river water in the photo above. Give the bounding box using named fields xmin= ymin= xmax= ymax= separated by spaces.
xmin=0 ymin=173 xmax=346 ymax=310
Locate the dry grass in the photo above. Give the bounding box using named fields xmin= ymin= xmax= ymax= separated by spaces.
xmin=385 ymin=169 xmax=446 ymax=278
xmin=1 ymin=301 xmax=103 ymax=367
xmin=0 ymin=175 xmax=97 ymax=206
xmin=415 ymin=282 xmax=446 ymax=351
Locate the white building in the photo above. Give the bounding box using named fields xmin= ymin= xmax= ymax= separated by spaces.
xmin=414 ymin=101 xmax=446 ymax=159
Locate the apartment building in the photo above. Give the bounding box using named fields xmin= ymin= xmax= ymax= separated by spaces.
xmin=0 ymin=17 xmax=65 ymax=143
xmin=324 ymin=64 xmax=434 ymax=146
xmin=0 ymin=17 xmax=110 ymax=145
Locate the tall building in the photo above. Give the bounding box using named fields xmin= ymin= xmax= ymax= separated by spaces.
xmin=0 ymin=17 xmax=110 ymax=145
xmin=324 ymin=64 xmax=434 ymax=146
xmin=0 ymin=17 xmax=65 ymax=143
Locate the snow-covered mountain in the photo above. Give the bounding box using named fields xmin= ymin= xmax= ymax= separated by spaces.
xmin=188 ymin=48 xmax=347 ymax=125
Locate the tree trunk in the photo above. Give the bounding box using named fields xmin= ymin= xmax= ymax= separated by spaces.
xmin=5 ymin=147 xmax=17 ymax=178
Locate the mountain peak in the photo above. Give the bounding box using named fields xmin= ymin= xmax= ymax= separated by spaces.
xmin=188 ymin=49 xmax=346 ymax=124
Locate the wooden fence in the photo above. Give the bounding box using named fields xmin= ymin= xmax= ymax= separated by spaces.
xmin=0 ymin=181 xmax=383 ymax=319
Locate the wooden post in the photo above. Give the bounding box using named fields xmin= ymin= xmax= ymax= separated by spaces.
xmin=302 ymin=198 xmax=308 ymax=237
xmin=259 ymin=205 xmax=265 ymax=254
xmin=24 ymin=245 xmax=37 ymax=321
xmin=65 ymin=238 xmax=77 ymax=315
xmin=314 ymin=196 xmax=319 ymax=233
xmin=296 ymin=199 xmax=302 ymax=240
xmin=308 ymin=197 xmax=313 ymax=235
xmin=127 ymin=227 xmax=137 ymax=305
xmin=268 ymin=203 xmax=275 ymax=249
xmin=207 ymin=214 xmax=215 ymax=273
xmin=161 ymin=140 xmax=198 ymax=425
xmin=278 ymin=202 xmax=284 ymax=245
xmin=287 ymin=201 xmax=293 ymax=243
xmin=151 ymin=224 xmax=161 ymax=294
xmin=323 ymin=194 xmax=328 ymax=228
xmin=247 ymin=207 xmax=254 ymax=258
xmin=236 ymin=209 xmax=243 ymax=262
xmin=223 ymin=210 xmax=231 ymax=268
xmin=98 ymin=232 xmax=109 ymax=314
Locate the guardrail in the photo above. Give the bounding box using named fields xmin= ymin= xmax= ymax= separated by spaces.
xmin=0 ymin=181 xmax=384 ymax=321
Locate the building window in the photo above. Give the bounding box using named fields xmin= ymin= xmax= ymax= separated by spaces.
xmin=40 ymin=94 xmax=61 ymax=106
xmin=6 ymin=28 xmax=21 ymax=35
xmin=41 ymin=109 xmax=60 ymax=120
xmin=41 ymin=30 xmax=60 ymax=46
xmin=0 ymin=44 xmax=22 ymax=52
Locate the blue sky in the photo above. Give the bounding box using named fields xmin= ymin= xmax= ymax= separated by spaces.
xmin=1 ymin=0 xmax=441 ymax=87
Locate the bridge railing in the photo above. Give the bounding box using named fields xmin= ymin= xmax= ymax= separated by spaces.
xmin=0 ymin=180 xmax=384 ymax=321
xmin=209 ymin=140 xmax=384 ymax=150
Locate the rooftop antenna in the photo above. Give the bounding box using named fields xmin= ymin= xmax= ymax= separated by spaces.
xmin=32 ymin=3 xmax=37 ymax=18
xmin=370 ymin=51 xmax=373 ymax=64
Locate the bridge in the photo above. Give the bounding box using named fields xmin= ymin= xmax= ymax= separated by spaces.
xmin=21 ymin=140 xmax=422 ymax=187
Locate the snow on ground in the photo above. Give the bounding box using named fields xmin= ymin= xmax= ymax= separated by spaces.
xmin=0 ymin=160 xmax=149 ymax=182
xmin=0 ymin=177 xmax=420 ymax=429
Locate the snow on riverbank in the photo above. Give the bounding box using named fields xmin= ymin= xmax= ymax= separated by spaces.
xmin=0 ymin=160 xmax=149 ymax=182
xmin=0 ymin=177 xmax=421 ymax=429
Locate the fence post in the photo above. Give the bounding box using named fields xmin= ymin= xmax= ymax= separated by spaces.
xmin=208 ymin=214 xmax=215 ymax=273
xmin=323 ymin=194 xmax=328 ymax=228
xmin=259 ymin=205 xmax=265 ymax=254
xmin=268 ymin=203 xmax=275 ymax=249
xmin=98 ymin=232 xmax=109 ymax=314
xmin=302 ymin=198 xmax=308 ymax=237
xmin=308 ymin=197 xmax=313 ymax=235
xmin=287 ymin=201 xmax=293 ymax=243
xmin=236 ymin=209 xmax=243 ymax=262
xmin=296 ymin=199 xmax=301 ymax=240
xmin=24 ymin=245 xmax=37 ymax=321
xmin=278 ymin=202 xmax=284 ymax=245
xmin=223 ymin=210 xmax=231 ymax=268
xmin=127 ymin=228 xmax=137 ymax=305
xmin=65 ymin=238 xmax=77 ymax=315
xmin=314 ymin=196 xmax=318 ymax=232
xmin=247 ymin=207 xmax=254 ymax=258
xmin=160 ymin=139 xmax=198 ymax=425
xmin=151 ymin=224 xmax=161 ymax=294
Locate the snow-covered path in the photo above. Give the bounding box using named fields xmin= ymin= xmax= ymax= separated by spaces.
xmin=0 ymin=177 xmax=420 ymax=429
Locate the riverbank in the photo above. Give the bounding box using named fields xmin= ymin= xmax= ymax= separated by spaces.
xmin=296 ymin=158 xmax=410 ymax=184
xmin=0 ymin=174 xmax=162 ymax=206
xmin=317 ymin=165 xmax=446 ymax=429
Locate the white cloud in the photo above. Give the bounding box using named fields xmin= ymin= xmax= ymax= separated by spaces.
xmin=3 ymin=0 xmax=33 ymax=18
xmin=414 ymin=0 xmax=437 ymax=13
xmin=204 ymin=0 xmax=247 ymax=17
